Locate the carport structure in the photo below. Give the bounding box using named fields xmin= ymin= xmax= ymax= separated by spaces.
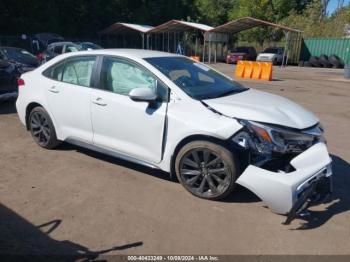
xmin=99 ymin=22 xmax=154 ymax=49
xmin=210 ymin=17 xmax=302 ymax=65
xmin=148 ymin=20 xmax=215 ymax=62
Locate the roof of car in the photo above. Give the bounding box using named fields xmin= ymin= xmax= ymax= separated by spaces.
xmin=48 ymin=41 xmax=77 ymax=47
xmin=61 ymin=49 xmax=182 ymax=59
xmin=0 ymin=46 xmax=25 ymax=50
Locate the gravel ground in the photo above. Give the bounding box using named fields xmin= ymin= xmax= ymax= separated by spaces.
xmin=0 ymin=64 xmax=349 ymax=257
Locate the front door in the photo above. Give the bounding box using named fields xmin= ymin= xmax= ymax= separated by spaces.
xmin=90 ymin=56 xmax=168 ymax=164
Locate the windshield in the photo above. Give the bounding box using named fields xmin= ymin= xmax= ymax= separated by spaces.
xmin=232 ymin=47 xmax=249 ymax=53
xmin=65 ymin=44 xmax=80 ymax=52
xmin=80 ymin=43 xmax=102 ymax=50
xmin=145 ymin=57 xmax=248 ymax=100
xmin=0 ymin=48 xmax=36 ymax=60
xmin=263 ymin=48 xmax=282 ymax=54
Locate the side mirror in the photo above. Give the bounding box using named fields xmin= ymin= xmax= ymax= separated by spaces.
xmin=129 ymin=87 xmax=157 ymax=103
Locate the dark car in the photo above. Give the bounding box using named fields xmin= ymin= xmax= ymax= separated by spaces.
xmin=76 ymin=42 xmax=102 ymax=50
xmin=42 ymin=42 xmax=81 ymax=62
xmin=0 ymin=47 xmax=39 ymax=100
xmin=0 ymin=60 xmax=18 ymax=100
xmin=226 ymin=46 xmax=257 ymax=64
xmin=0 ymin=47 xmax=40 ymax=70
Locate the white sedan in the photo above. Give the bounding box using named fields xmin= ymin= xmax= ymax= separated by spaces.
xmin=257 ymin=47 xmax=285 ymax=65
xmin=16 ymin=49 xmax=332 ymax=223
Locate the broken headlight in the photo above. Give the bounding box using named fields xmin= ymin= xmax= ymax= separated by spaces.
xmin=233 ymin=120 xmax=325 ymax=155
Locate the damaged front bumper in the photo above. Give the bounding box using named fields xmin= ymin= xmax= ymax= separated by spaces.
xmin=236 ymin=143 xmax=332 ymax=222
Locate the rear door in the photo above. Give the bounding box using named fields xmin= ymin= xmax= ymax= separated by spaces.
xmin=90 ymin=56 xmax=168 ymax=164
xmin=44 ymin=56 xmax=96 ymax=142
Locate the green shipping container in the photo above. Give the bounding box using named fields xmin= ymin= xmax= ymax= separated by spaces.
xmin=300 ymin=38 xmax=350 ymax=65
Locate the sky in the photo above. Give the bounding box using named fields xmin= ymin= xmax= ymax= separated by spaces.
xmin=328 ymin=0 xmax=350 ymax=14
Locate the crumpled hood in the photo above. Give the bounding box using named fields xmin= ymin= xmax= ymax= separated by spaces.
xmin=203 ymin=89 xmax=319 ymax=129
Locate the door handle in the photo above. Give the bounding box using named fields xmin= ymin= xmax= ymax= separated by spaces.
xmin=48 ymin=86 xmax=59 ymax=93
xmin=92 ymin=97 xmax=107 ymax=106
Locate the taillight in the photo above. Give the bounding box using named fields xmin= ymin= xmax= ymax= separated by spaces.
xmin=36 ymin=53 xmax=44 ymax=61
xmin=17 ymin=78 xmax=25 ymax=86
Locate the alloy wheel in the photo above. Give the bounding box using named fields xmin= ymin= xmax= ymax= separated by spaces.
xmin=179 ymin=148 xmax=231 ymax=198
xmin=30 ymin=111 xmax=51 ymax=146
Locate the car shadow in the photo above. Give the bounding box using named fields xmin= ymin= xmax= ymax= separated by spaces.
xmin=0 ymin=203 xmax=143 ymax=259
xmin=56 ymin=143 xmax=261 ymax=203
xmin=293 ymin=155 xmax=350 ymax=230
xmin=56 ymin=142 xmax=173 ymax=182
xmin=56 ymin=144 xmax=350 ymax=229
xmin=0 ymin=99 xmax=17 ymax=114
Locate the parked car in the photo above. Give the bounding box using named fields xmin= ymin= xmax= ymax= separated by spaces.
xmin=42 ymin=42 xmax=81 ymax=62
xmin=0 ymin=47 xmax=40 ymax=70
xmin=226 ymin=46 xmax=257 ymax=64
xmin=0 ymin=60 xmax=18 ymax=100
xmin=32 ymin=33 xmax=65 ymax=52
xmin=257 ymin=47 xmax=285 ymax=64
xmin=76 ymin=42 xmax=102 ymax=50
xmin=0 ymin=47 xmax=39 ymax=100
xmin=16 ymin=50 xmax=332 ymax=223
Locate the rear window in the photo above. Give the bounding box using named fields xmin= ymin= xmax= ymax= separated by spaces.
xmin=233 ymin=47 xmax=249 ymax=53
xmin=53 ymin=45 xmax=63 ymax=54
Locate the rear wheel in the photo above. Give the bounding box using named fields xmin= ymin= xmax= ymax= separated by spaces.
xmin=29 ymin=107 xmax=61 ymax=149
xmin=175 ymin=141 xmax=237 ymax=200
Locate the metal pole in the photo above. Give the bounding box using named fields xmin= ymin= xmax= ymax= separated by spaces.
xmin=202 ymin=32 xmax=206 ymax=62
xmin=163 ymin=32 xmax=165 ymax=51
xmin=195 ymin=36 xmax=198 ymax=56
xmin=141 ymin=33 xmax=144 ymax=49
xmin=208 ymin=37 xmax=211 ymax=63
xmin=281 ymin=30 xmax=289 ymax=67
xmin=168 ymin=32 xmax=170 ymax=52
xmin=174 ymin=32 xmax=176 ymax=53
xmin=214 ymin=43 xmax=217 ymax=63
xmin=155 ymin=33 xmax=157 ymax=50
xmin=147 ymin=34 xmax=150 ymax=49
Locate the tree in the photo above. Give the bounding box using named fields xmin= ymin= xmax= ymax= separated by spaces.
xmin=283 ymin=0 xmax=350 ymax=38
xmin=193 ymin=0 xmax=235 ymax=26
xmin=227 ymin=0 xmax=297 ymax=47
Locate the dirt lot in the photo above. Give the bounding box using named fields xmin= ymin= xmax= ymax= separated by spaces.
xmin=1 ymin=64 xmax=350 ymax=257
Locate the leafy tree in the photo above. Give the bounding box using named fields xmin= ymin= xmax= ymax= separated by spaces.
xmin=283 ymin=0 xmax=350 ymax=37
xmin=228 ymin=0 xmax=297 ymax=47
xmin=194 ymin=0 xmax=235 ymax=26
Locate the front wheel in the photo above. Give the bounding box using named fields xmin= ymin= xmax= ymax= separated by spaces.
xmin=29 ymin=106 xmax=61 ymax=149
xmin=175 ymin=141 xmax=237 ymax=200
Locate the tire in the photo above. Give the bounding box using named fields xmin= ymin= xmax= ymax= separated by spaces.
xmin=28 ymin=106 xmax=61 ymax=149
xmin=175 ymin=140 xmax=237 ymax=200
xmin=309 ymin=56 xmax=322 ymax=67
xmin=319 ymin=54 xmax=332 ymax=68
xmin=329 ymin=55 xmax=344 ymax=68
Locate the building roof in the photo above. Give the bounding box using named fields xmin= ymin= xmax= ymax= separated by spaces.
xmin=100 ymin=23 xmax=154 ymax=35
xmin=149 ymin=20 xmax=213 ymax=33
xmin=210 ymin=17 xmax=301 ymax=34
